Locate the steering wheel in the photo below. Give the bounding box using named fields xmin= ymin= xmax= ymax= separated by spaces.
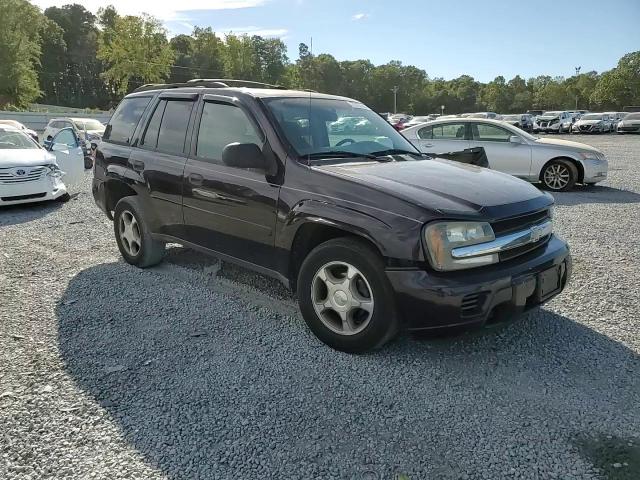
xmin=335 ymin=138 xmax=356 ymax=147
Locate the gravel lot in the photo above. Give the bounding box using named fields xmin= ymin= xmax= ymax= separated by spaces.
xmin=1 ymin=134 xmax=639 ymax=480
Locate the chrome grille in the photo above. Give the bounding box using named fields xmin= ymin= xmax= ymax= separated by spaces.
xmin=0 ymin=166 xmax=47 ymax=184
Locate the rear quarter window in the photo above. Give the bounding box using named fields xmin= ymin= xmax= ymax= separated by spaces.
xmin=104 ymin=96 xmax=152 ymax=144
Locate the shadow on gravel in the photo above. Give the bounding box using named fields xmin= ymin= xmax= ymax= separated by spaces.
xmin=552 ymin=185 xmax=640 ymax=206
xmin=0 ymin=200 xmax=63 ymax=227
xmin=56 ymin=262 xmax=640 ymax=479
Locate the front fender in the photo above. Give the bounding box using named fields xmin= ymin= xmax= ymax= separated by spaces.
xmin=277 ymin=199 xmax=425 ymax=262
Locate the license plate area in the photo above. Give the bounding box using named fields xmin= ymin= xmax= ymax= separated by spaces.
xmin=536 ymin=263 xmax=564 ymax=300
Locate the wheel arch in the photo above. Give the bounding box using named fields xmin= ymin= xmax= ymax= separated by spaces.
xmin=104 ymin=178 xmax=137 ymax=219
xmin=539 ymin=156 xmax=584 ymax=184
xmin=287 ymin=219 xmax=387 ymax=294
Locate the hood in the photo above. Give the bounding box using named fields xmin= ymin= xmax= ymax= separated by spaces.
xmin=537 ymin=115 xmax=559 ymax=121
xmin=575 ymin=119 xmax=602 ymax=126
xmin=316 ymin=158 xmax=551 ymax=218
xmin=0 ymin=149 xmax=55 ymax=168
xmin=533 ymin=136 xmax=599 ymax=152
xmin=504 ymin=120 xmax=520 ymax=125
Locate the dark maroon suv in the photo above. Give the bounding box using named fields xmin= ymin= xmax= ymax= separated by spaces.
xmin=93 ymin=79 xmax=571 ymax=353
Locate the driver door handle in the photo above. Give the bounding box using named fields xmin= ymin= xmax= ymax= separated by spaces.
xmin=189 ymin=173 xmax=204 ymax=186
xmin=132 ymin=160 xmax=145 ymax=172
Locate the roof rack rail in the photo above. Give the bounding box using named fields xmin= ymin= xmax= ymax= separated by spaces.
xmin=186 ymin=79 xmax=286 ymax=89
xmin=132 ymin=78 xmax=286 ymax=93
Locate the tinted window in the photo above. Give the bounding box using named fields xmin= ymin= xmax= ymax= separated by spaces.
xmin=418 ymin=126 xmax=433 ymax=139
xmin=472 ymin=123 xmax=512 ymax=142
xmin=104 ymin=96 xmax=152 ymax=144
xmin=54 ymin=129 xmax=77 ymax=146
xmin=141 ymin=101 xmax=166 ymax=149
xmin=432 ymin=123 xmax=466 ymax=140
xmin=196 ymin=102 xmax=262 ymax=162
xmin=156 ymin=100 xmax=194 ymax=155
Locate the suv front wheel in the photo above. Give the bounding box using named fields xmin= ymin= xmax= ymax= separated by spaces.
xmin=113 ymin=197 xmax=165 ymax=268
xmin=297 ymin=237 xmax=399 ymax=353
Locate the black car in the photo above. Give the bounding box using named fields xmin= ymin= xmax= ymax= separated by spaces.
xmin=93 ymin=79 xmax=571 ymax=353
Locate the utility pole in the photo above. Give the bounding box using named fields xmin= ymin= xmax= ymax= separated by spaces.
xmin=574 ymin=66 xmax=581 ymax=110
xmin=391 ymin=86 xmax=399 ymax=113
xmin=441 ymin=105 xmax=445 ymax=116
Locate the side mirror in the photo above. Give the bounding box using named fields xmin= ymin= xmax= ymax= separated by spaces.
xmin=509 ymin=135 xmax=522 ymax=144
xmin=222 ymin=143 xmax=267 ymax=170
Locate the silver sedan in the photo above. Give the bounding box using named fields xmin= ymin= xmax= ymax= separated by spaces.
xmin=402 ymin=118 xmax=608 ymax=191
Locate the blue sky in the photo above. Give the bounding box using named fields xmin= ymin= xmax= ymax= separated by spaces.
xmin=38 ymin=0 xmax=640 ymax=81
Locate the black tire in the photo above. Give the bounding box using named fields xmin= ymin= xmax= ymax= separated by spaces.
xmin=113 ymin=196 xmax=165 ymax=268
xmin=84 ymin=155 xmax=93 ymax=169
xmin=541 ymin=159 xmax=578 ymax=192
xmin=57 ymin=192 xmax=71 ymax=203
xmin=297 ymin=237 xmax=399 ymax=353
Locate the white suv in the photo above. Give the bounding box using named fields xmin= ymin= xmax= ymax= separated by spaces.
xmin=42 ymin=117 xmax=105 ymax=144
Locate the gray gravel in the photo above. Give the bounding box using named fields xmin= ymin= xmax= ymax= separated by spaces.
xmin=1 ymin=134 xmax=639 ymax=480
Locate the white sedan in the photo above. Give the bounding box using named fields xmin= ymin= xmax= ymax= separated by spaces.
xmin=402 ymin=118 xmax=608 ymax=191
xmin=0 ymin=126 xmax=84 ymax=207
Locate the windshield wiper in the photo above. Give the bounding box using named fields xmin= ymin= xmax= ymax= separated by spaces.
xmin=306 ymin=151 xmax=378 ymax=160
xmin=370 ymin=148 xmax=425 ymax=158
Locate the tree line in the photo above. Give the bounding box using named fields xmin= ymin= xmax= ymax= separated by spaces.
xmin=1 ymin=0 xmax=639 ymax=114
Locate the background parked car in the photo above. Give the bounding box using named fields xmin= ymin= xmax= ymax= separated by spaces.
xmin=0 ymin=126 xmax=77 ymax=206
xmin=526 ymin=110 xmax=544 ymax=117
xmin=0 ymin=119 xmax=39 ymax=142
xmin=617 ymin=112 xmax=640 ymax=133
xmin=401 ymin=115 xmax=436 ymax=129
xmin=500 ymin=114 xmax=533 ymax=132
xmin=533 ymin=111 xmax=574 ymax=133
xmin=402 ymin=118 xmax=608 ymax=191
xmin=571 ymin=113 xmax=613 ymax=133
xmin=388 ymin=114 xmax=413 ymax=130
xmin=43 ymin=117 xmax=105 ymax=145
xmin=605 ymin=111 xmax=627 ymax=129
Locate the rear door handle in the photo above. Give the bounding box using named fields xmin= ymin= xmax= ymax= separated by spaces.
xmin=132 ymin=160 xmax=145 ymax=172
xmin=189 ymin=173 xmax=204 ymax=186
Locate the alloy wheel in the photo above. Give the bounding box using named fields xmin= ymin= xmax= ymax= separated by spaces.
xmin=119 ymin=210 xmax=142 ymax=256
xmin=543 ymin=164 xmax=571 ymax=190
xmin=311 ymin=261 xmax=374 ymax=336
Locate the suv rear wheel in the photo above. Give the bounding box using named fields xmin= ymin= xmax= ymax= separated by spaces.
xmin=541 ymin=159 xmax=578 ymax=192
xmin=297 ymin=237 xmax=399 ymax=353
xmin=114 ymin=197 xmax=165 ymax=268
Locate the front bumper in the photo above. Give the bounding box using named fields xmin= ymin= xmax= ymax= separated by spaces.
xmin=0 ymin=175 xmax=67 ymax=206
xmin=386 ymin=235 xmax=571 ymax=330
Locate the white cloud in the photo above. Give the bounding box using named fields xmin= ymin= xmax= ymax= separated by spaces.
xmin=32 ymin=0 xmax=268 ymax=20
xmin=216 ymin=26 xmax=289 ymax=38
xmin=352 ymin=13 xmax=369 ymax=21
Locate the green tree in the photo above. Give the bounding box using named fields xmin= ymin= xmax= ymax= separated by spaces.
xmin=252 ymin=36 xmax=288 ymax=84
xmin=38 ymin=18 xmax=66 ymax=106
xmin=591 ymin=51 xmax=640 ymax=109
xmin=223 ymin=34 xmax=258 ymax=80
xmin=168 ymin=34 xmax=195 ymax=83
xmin=191 ymin=27 xmax=225 ymax=79
xmin=0 ymin=0 xmax=43 ymax=108
xmin=97 ymin=14 xmax=174 ymax=95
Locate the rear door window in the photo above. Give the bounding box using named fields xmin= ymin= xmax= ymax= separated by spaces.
xmin=104 ymin=96 xmax=152 ymax=144
xmin=140 ymin=100 xmax=166 ymax=149
xmin=432 ymin=123 xmax=467 ymax=140
xmin=156 ymin=100 xmax=194 ymax=155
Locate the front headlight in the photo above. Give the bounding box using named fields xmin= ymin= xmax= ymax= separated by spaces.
xmin=424 ymin=221 xmax=497 ymax=271
xmin=46 ymin=164 xmax=64 ymax=178
xmin=578 ymin=151 xmax=605 ymax=161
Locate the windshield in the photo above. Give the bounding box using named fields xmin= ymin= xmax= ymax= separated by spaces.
xmin=73 ymin=119 xmax=104 ymax=131
xmin=0 ymin=129 xmax=39 ymax=149
xmin=263 ymin=97 xmax=420 ymax=161
xmin=541 ymin=111 xmax=561 ymax=117
xmin=581 ymin=114 xmax=604 ymax=120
